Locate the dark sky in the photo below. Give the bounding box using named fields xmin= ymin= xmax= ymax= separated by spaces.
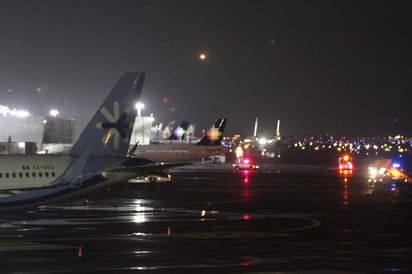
xmin=0 ymin=0 xmax=411 ymax=138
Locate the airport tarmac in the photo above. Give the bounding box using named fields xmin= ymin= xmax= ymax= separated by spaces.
xmin=1 ymin=161 xmax=412 ymax=273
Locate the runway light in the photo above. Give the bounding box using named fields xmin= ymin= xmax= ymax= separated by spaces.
xmin=201 ymin=210 xmax=206 ymax=217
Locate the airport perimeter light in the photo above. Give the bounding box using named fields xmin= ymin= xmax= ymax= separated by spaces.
xmin=49 ymin=109 xmax=59 ymax=117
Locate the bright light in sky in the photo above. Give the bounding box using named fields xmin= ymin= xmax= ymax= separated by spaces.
xmin=1 ymin=2 xmax=411 ymax=137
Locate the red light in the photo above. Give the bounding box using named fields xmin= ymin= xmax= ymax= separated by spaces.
xmin=241 ymin=260 xmax=253 ymax=266
xmin=243 ymin=215 xmax=250 ymax=220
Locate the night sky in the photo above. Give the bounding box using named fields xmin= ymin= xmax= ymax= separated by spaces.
xmin=0 ymin=0 xmax=411 ymax=138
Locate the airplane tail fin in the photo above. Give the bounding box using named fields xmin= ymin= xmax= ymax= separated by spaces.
xmin=196 ymin=118 xmax=227 ymax=146
xmin=185 ymin=124 xmax=196 ymax=142
xmin=70 ymin=72 xmax=145 ymax=157
xmin=168 ymin=120 xmax=189 ymax=140
xmin=162 ymin=120 xmax=176 ymax=139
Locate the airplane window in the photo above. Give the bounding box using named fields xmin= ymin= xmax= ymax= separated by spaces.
xmin=52 ymin=172 xmax=56 ymax=177
xmin=26 ymin=172 xmax=29 ymax=178
xmin=39 ymin=172 xmax=43 ymax=177
xmin=12 ymin=173 xmax=16 ymax=178
xmin=19 ymin=172 xmax=23 ymax=178
xmin=32 ymin=172 xmax=36 ymax=177
xmin=0 ymin=173 xmax=2 ymax=178
xmin=45 ymin=172 xmax=49 ymax=177
xmin=5 ymin=173 xmax=9 ymax=178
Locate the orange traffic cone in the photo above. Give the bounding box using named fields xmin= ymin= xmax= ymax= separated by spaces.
xmin=167 ymin=226 xmax=172 ymax=237
xmin=77 ymin=245 xmax=83 ymax=257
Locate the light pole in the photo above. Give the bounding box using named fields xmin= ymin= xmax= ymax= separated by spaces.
xmin=135 ymin=102 xmax=145 ymax=117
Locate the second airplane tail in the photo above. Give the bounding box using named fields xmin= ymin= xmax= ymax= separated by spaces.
xmin=168 ymin=120 xmax=189 ymax=141
xmin=196 ymin=118 xmax=227 ymax=146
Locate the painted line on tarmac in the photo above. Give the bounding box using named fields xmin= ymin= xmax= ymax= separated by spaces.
xmin=0 ymin=240 xmax=72 ymax=252
xmin=171 ymin=231 xmax=291 ymax=239
xmin=170 ymin=217 xmax=322 ymax=239
xmin=278 ymin=217 xmax=322 ymax=233
xmin=2 ymin=218 xmax=323 ymax=243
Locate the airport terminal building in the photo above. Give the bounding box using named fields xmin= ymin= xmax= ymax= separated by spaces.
xmin=0 ymin=115 xmax=154 ymax=154
xmin=0 ymin=115 xmax=44 ymax=154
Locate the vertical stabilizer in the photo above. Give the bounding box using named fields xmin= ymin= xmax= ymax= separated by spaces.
xmin=275 ymin=119 xmax=281 ymax=140
xmin=162 ymin=120 xmax=176 ymax=139
xmin=196 ymin=118 xmax=227 ymax=146
xmin=168 ymin=121 xmax=189 ymax=140
xmin=253 ymin=117 xmax=258 ymax=137
xmin=70 ymin=72 xmax=145 ymax=157
xmin=185 ymin=124 xmax=196 ymax=143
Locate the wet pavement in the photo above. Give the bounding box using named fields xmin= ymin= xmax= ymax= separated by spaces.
xmin=1 ymin=162 xmax=412 ymax=273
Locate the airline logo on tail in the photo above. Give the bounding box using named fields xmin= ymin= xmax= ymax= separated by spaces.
xmin=207 ymin=119 xmax=225 ymax=141
xmin=96 ymin=101 xmax=132 ymax=150
xmin=207 ymin=127 xmax=220 ymax=141
xmin=196 ymin=118 xmax=226 ymax=146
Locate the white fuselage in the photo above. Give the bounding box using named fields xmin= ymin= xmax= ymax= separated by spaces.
xmin=133 ymin=144 xmax=227 ymax=162
xmin=0 ymin=155 xmax=70 ymax=190
xmin=0 ymin=154 xmax=144 ymax=208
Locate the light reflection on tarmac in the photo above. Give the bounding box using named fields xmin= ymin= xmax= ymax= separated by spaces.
xmin=0 ymin=162 xmax=412 ymax=273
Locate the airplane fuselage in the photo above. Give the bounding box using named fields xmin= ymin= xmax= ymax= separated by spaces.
xmin=0 ymin=155 xmax=70 ymax=190
xmin=133 ymin=144 xmax=227 ymax=162
xmin=0 ymin=154 xmax=142 ymax=208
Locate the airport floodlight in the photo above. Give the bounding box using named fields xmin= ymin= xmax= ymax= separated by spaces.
xmin=10 ymin=108 xmax=30 ymax=118
xmin=258 ymin=138 xmax=267 ymax=146
xmin=135 ymin=102 xmax=145 ymax=117
xmin=49 ymin=109 xmax=59 ymax=117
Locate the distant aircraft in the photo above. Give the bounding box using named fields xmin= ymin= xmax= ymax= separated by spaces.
xmin=131 ymin=118 xmax=227 ymax=163
xmin=161 ymin=120 xmax=176 ymax=139
xmin=0 ymin=72 xmax=178 ymax=209
xmin=185 ymin=123 xmax=196 ymax=142
xmin=167 ymin=120 xmax=189 ymax=141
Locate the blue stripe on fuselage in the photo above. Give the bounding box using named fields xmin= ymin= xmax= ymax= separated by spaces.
xmin=0 ymin=174 xmax=106 ymax=209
